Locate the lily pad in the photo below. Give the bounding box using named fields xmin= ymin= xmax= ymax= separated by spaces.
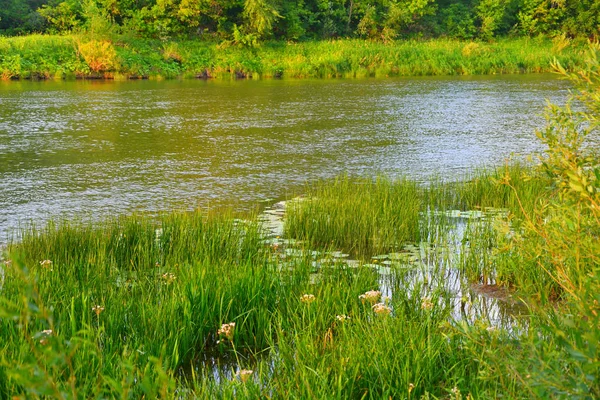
xmin=330 ymin=251 xmax=349 ymax=258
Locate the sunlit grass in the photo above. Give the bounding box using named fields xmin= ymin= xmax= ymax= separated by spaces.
xmin=0 ymin=161 xmax=597 ymax=398
xmin=0 ymin=35 xmax=587 ymax=80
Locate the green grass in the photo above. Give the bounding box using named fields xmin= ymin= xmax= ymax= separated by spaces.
xmin=284 ymin=176 xmax=422 ymax=256
xmin=2 ymin=163 xmax=594 ymax=398
xmin=285 ymin=165 xmax=551 ymax=257
xmin=0 ymin=35 xmax=588 ymax=80
xmin=1 ymin=212 xmax=288 ymax=397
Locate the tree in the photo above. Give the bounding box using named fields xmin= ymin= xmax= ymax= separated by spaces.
xmin=37 ymin=0 xmax=83 ymax=33
xmin=476 ymin=0 xmax=508 ymax=40
xmin=243 ymin=0 xmax=281 ymax=38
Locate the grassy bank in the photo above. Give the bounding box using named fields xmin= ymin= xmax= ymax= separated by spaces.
xmin=0 ymin=35 xmax=587 ymax=80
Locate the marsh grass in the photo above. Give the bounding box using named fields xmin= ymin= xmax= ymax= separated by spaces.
xmin=285 ymin=165 xmax=549 ymax=258
xmin=0 ymin=169 xmax=517 ymax=398
xmin=424 ymin=163 xmax=551 ymax=220
xmin=285 ymin=176 xmax=422 ymax=256
xmin=1 ymin=211 xmax=292 ymax=396
xmin=0 ymin=157 xmax=597 ymax=398
xmin=2 ymin=44 xmax=600 ymax=399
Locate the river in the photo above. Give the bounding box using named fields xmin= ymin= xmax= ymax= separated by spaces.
xmin=0 ymin=74 xmax=570 ymax=239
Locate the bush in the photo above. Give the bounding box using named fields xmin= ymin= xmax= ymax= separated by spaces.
xmin=77 ymin=39 xmax=119 ymax=73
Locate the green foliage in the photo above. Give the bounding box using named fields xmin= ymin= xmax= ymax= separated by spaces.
xmin=243 ymin=0 xmax=281 ymax=39
xmin=81 ymin=0 xmax=116 ymax=39
xmin=385 ymin=0 xmax=437 ymax=35
xmin=0 ymin=0 xmax=46 ymax=34
xmin=518 ymin=0 xmax=600 ymax=38
xmin=492 ymin=45 xmax=600 ymax=298
xmin=0 ymin=36 xmax=586 ymax=80
xmin=475 ymin=0 xmax=508 ymax=40
xmin=437 ymin=3 xmax=477 ymax=39
xmin=37 ymin=0 xmax=82 ymax=33
xmin=455 ymin=44 xmax=600 ymax=399
xmin=1 ymin=0 xmax=599 ymax=41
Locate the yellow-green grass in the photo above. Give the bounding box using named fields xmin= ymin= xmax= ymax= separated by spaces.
xmin=0 ymin=35 xmax=587 ymax=80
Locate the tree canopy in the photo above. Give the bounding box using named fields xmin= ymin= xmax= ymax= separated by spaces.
xmin=1 ymin=0 xmax=598 ymax=40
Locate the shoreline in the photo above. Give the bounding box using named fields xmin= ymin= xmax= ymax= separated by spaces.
xmin=0 ymin=35 xmax=586 ymax=81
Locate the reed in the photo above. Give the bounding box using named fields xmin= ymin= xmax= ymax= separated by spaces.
xmin=285 ymin=176 xmax=422 ymax=256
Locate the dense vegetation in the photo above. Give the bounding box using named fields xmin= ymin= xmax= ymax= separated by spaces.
xmin=1 ymin=0 xmax=596 ymax=80
xmin=1 ymin=0 xmax=599 ymax=42
xmin=0 ymin=35 xmax=585 ymax=79
xmin=0 ymin=46 xmax=599 ymax=398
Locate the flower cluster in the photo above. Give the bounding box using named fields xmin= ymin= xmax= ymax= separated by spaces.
xmin=359 ymin=290 xmax=381 ymax=304
xmin=39 ymin=329 xmax=53 ymax=345
xmin=451 ymin=386 xmax=461 ymax=398
xmin=300 ymin=294 xmax=316 ymax=304
xmin=336 ymin=314 xmax=350 ymax=322
xmin=162 ymin=272 xmax=177 ymax=284
xmin=237 ymin=369 xmax=253 ymax=383
xmin=39 ymin=260 xmax=53 ymax=270
xmin=421 ymin=297 xmax=434 ymax=311
xmin=372 ymin=303 xmax=392 ymax=316
xmin=92 ymin=305 xmax=105 ymax=316
xmin=217 ymin=322 xmax=236 ymax=341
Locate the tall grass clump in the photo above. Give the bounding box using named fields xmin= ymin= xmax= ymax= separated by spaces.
xmin=285 ymin=167 xmax=551 ymax=258
xmin=269 ymin=277 xmax=481 ymax=399
xmin=0 ymin=209 xmax=498 ymax=398
xmin=0 ymin=210 xmax=299 ymax=397
xmin=183 ymin=264 xmax=507 ymax=399
xmin=0 ymin=35 xmax=86 ymax=79
xmin=424 ymin=164 xmax=551 ymax=220
xmin=285 ymin=176 xmax=421 ymax=256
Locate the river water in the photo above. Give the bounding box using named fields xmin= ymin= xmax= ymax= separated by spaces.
xmin=0 ymin=74 xmax=569 ymax=239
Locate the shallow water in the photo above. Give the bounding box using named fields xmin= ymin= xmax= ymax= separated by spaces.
xmin=0 ymin=75 xmax=571 ymax=239
xmin=179 ymin=203 xmax=525 ymax=380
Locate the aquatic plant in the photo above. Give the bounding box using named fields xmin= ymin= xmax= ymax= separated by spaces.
xmin=372 ymin=302 xmax=392 ymax=315
xmin=300 ymin=294 xmax=316 ymax=304
xmin=359 ymin=290 xmax=382 ymax=304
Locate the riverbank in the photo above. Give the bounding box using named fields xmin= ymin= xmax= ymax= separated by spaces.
xmin=0 ymin=35 xmax=586 ymax=80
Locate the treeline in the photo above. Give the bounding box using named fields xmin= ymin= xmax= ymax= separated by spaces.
xmin=1 ymin=0 xmax=599 ymax=42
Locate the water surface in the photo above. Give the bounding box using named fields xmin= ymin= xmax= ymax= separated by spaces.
xmin=0 ymin=75 xmax=570 ymax=238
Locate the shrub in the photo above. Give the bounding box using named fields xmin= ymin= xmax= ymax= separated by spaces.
xmin=77 ymin=39 xmax=119 ymax=72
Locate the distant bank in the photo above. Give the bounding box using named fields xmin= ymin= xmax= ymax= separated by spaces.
xmin=0 ymin=35 xmax=586 ymax=81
